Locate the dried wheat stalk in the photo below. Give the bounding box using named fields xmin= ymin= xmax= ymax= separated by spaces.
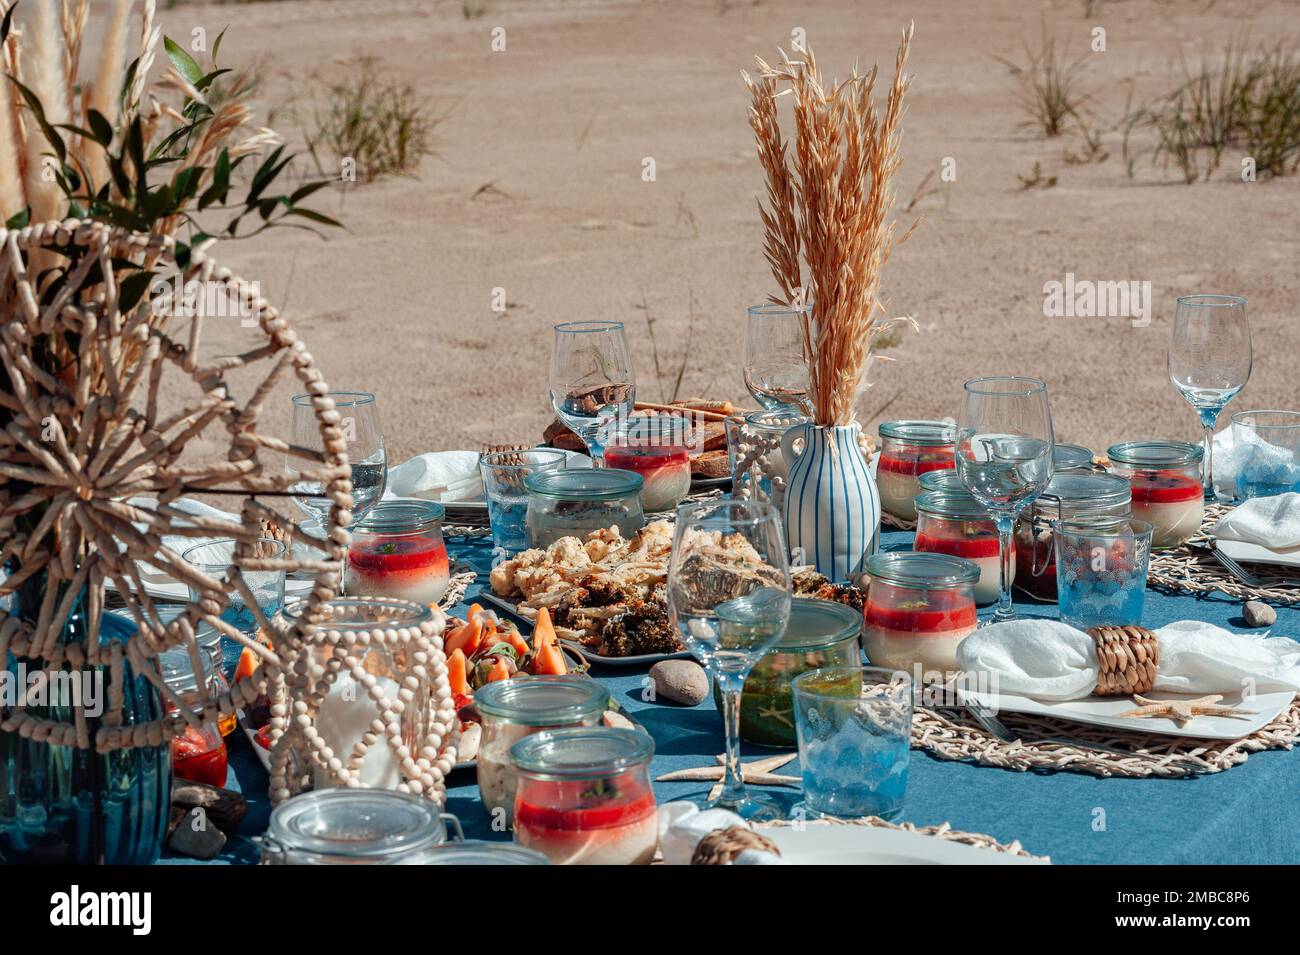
xmin=744 ymin=26 xmax=915 ymax=427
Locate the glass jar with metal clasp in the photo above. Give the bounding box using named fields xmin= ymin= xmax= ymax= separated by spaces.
xmin=259 ymin=789 xmax=463 ymax=865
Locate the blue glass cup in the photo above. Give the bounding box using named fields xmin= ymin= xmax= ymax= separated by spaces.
xmin=791 ymin=665 xmax=912 ymax=820
xmin=1054 ymin=516 xmax=1153 ymax=630
xmin=479 ymin=449 xmax=567 ymax=553
xmin=1231 ymin=410 xmax=1300 ymax=500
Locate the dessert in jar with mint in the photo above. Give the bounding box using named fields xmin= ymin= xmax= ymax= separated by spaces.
xmin=876 ymin=420 xmax=956 ymax=522
xmin=861 ymin=552 xmax=979 ymax=674
xmin=1106 ymin=441 xmax=1204 ymax=549
xmin=346 ymin=500 xmax=450 ymax=605
xmin=603 ymin=415 xmax=693 ymax=513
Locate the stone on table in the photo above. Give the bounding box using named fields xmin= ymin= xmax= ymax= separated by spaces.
xmin=649 ymin=659 xmax=709 ymax=706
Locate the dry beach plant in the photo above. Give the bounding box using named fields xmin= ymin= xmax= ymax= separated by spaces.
xmin=744 ymin=26 xmax=915 ymax=427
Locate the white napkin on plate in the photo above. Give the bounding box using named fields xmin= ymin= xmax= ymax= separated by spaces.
xmin=1211 ymin=493 xmax=1300 ymax=550
xmin=126 ymin=496 xmax=246 ymax=556
xmin=657 ymin=802 xmax=785 ymax=865
xmin=956 ymin=619 xmax=1300 ymax=701
xmin=385 ymin=449 xmax=592 ymax=503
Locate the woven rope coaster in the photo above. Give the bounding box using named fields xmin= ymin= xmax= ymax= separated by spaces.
xmin=1147 ymin=503 xmax=1300 ymax=604
xmin=754 ymin=816 xmax=1049 ymax=862
xmin=439 ymin=559 xmax=478 ymax=611
xmin=914 ymin=699 xmax=1300 ymax=778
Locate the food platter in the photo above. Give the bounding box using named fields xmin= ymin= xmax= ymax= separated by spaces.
xmin=478 ymin=592 xmax=691 ymax=665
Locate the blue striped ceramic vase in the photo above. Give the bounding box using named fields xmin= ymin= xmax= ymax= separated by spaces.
xmin=781 ymin=421 xmax=880 ymax=581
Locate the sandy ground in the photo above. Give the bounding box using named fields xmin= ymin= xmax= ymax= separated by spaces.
xmin=153 ymin=0 xmax=1299 ymax=464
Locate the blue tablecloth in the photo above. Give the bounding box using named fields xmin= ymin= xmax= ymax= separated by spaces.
xmin=167 ymin=528 xmax=1300 ymax=865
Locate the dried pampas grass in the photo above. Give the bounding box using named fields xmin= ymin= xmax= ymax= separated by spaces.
xmin=744 ymin=26 xmax=916 ymax=427
xmin=23 ymin=0 xmax=69 ymax=227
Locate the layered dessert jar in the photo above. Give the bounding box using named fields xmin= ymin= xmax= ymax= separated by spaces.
xmin=1106 ymin=441 xmax=1205 ymax=549
xmin=712 ymin=598 xmax=862 ymax=747
xmin=511 ymin=727 xmax=657 ymax=865
xmin=913 ymin=491 xmax=1012 ymax=605
xmin=475 ymin=676 xmax=610 ymax=826
xmin=876 ymin=420 xmax=956 ymax=522
xmin=524 ymin=469 xmax=645 ymax=547
xmin=1013 ymin=472 xmax=1132 ymax=601
xmin=861 ymin=552 xmax=979 ymax=675
xmin=346 ymin=500 xmax=449 ymax=605
xmin=159 ymin=644 xmax=230 ymax=785
xmin=603 ymin=416 xmax=692 ymax=513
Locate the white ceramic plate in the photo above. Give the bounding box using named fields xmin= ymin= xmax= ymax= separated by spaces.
xmin=957 ymin=685 xmax=1295 ymax=741
xmin=762 ymin=824 xmax=1046 ymax=865
xmin=1216 ymin=538 xmax=1300 ymax=570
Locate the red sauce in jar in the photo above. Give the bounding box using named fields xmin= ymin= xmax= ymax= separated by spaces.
xmin=914 ymin=531 xmax=1002 ymax=560
xmin=877 ymin=448 xmax=955 ymax=476
xmin=604 ymin=445 xmax=689 ymax=477
xmin=515 ymin=782 xmax=656 ymax=832
xmin=349 ymin=536 xmax=449 ymax=578
xmin=173 ymin=728 xmax=228 ymax=787
xmin=1128 ymin=471 xmax=1201 ymax=504
xmin=864 ymin=591 xmax=977 ymax=634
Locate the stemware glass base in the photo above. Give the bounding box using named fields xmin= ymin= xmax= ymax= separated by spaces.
xmin=700 ymin=789 xmax=790 ymax=823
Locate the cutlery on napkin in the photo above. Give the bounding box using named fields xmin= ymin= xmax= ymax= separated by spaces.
xmin=1211 ymin=492 xmax=1300 ymax=551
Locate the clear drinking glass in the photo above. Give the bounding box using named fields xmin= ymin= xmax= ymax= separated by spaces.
xmin=666 ymin=499 xmax=792 ymax=821
xmin=956 ymin=376 xmax=1055 ymax=624
xmin=1168 ymin=295 xmax=1252 ymax=501
xmin=287 ymin=391 xmax=388 ymax=528
xmin=1230 ymin=410 xmax=1300 ymax=500
xmin=182 ymin=537 xmax=286 ymax=673
xmin=1054 ymin=516 xmax=1153 ymax=630
xmin=549 ymin=321 xmax=635 ymax=466
xmin=743 ymin=304 xmax=812 ymax=415
xmin=791 ymin=666 xmax=912 ymax=820
xmin=479 ymin=449 xmax=568 ymax=553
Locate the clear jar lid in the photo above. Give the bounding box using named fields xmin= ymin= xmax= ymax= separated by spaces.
xmin=355 ymin=499 xmax=445 ymax=533
xmin=914 ymin=490 xmax=992 ymax=521
xmin=263 ymin=790 xmax=451 ymax=864
xmin=878 ymin=420 xmax=956 ymax=447
xmin=524 ymin=468 xmax=644 ymax=501
xmin=1107 ymin=440 xmax=1203 ymax=469
xmin=777 ymin=598 xmax=862 ymax=651
xmin=473 ymin=675 xmax=610 ymax=725
xmin=410 ymin=841 xmax=550 ymax=865
xmin=1053 ymin=443 xmax=1094 ymax=470
xmin=866 ymin=551 xmax=980 ymax=589
xmin=281 ymin=596 xmax=433 ymax=631
xmin=509 ymin=726 xmax=654 ymax=778
xmin=613 ymin=415 xmax=691 ymax=448
xmin=918 ymin=470 xmax=968 ymax=495
xmin=1030 ymin=471 xmax=1131 ymax=517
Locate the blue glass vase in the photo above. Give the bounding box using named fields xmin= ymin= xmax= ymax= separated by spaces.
xmin=0 ymin=574 xmax=172 ymax=864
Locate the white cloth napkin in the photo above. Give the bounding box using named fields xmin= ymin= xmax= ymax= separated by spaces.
xmin=126 ymin=496 xmax=246 ymax=556
xmin=956 ymin=619 xmax=1300 ymax=701
xmin=657 ymin=802 xmax=785 ymax=865
xmin=385 ymin=449 xmax=592 ymax=503
xmin=1211 ymin=493 xmax=1300 ymax=550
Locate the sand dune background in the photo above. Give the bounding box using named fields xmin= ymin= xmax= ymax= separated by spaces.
xmin=155 ymin=0 xmax=1298 ymax=464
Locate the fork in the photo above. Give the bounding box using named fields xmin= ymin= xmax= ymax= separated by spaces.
xmin=1211 ymin=541 xmax=1300 ymax=588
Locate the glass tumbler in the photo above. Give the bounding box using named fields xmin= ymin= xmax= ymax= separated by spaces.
xmin=1053 ymin=516 xmax=1153 ymax=630
xmin=479 ymin=449 xmax=568 ymax=553
xmin=182 ymin=536 xmax=287 ymax=673
xmin=1230 ymin=410 xmax=1300 ymax=500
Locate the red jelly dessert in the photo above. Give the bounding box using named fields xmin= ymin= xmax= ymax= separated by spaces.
xmin=173 ymin=726 xmax=229 ymax=787
xmin=877 ymin=420 xmax=957 ymax=521
xmin=862 ymin=587 xmax=978 ymax=673
xmin=604 ymin=445 xmax=690 ymax=512
xmin=514 ymin=780 xmax=658 ymax=866
xmin=346 ymin=534 xmax=450 ymax=605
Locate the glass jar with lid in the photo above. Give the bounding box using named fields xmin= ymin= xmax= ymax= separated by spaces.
xmin=474 ymin=676 xmax=610 ymax=825
xmin=918 ymin=468 xmax=967 ymax=495
xmin=1053 ymin=443 xmax=1096 ymax=472
xmin=159 ymin=644 xmax=230 ymax=787
xmin=412 ymin=841 xmax=550 ymax=865
xmin=1013 ymin=471 xmax=1132 ymax=601
xmin=712 ymin=598 xmax=861 ymax=747
xmin=259 ymin=789 xmax=463 ymax=865
xmin=510 ymin=727 xmax=657 ymax=866
xmin=345 ymin=500 xmax=449 ymax=605
xmin=913 ymin=491 xmax=1012 ymax=605
xmin=862 ymin=552 xmax=979 ymax=675
xmin=604 ymin=415 xmax=693 ymax=512
xmin=876 ymin=420 xmax=957 ymax=522
xmin=1107 ymin=441 xmax=1204 ymax=549
xmin=524 ymin=469 xmax=645 ymax=547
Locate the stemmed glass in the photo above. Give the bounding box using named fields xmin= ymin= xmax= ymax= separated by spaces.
xmin=1168 ymin=294 xmax=1252 ymax=501
xmin=743 ymin=303 xmax=811 ymax=415
xmin=955 ymin=376 xmax=1055 ymax=624
xmin=549 ymin=321 xmax=635 ymax=466
xmin=667 ymin=499 xmax=792 ymax=821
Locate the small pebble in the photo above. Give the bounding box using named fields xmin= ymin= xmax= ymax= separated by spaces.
xmin=648 ymin=660 xmax=709 ymax=706
xmin=167 ymin=809 xmax=227 ymax=860
xmin=1242 ymin=600 xmax=1276 ymax=628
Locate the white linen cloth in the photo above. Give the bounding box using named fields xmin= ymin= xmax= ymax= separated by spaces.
xmin=384 ymin=449 xmax=591 ymax=503
xmin=1211 ymin=492 xmax=1300 ymax=550
xmin=657 ymin=802 xmax=785 ymax=865
xmin=955 ymin=619 xmax=1300 ymax=701
xmin=125 ymin=495 xmax=247 ymax=556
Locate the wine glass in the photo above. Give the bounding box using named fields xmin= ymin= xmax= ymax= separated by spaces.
xmin=287 ymin=391 xmax=388 ymax=532
xmin=955 ymin=376 xmax=1054 ymax=624
xmin=666 ymin=499 xmax=792 ymax=821
xmin=1168 ymin=294 xmax=1252 ymax=501
xmin=743 ymin=303 xmax=811 ymax=415
xmin=549 ymin=321 xmax=635 ymax=466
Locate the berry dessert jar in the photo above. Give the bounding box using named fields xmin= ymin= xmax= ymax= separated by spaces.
xmin=524 ymin=468 xmax=645 ymax=547
xmin=510 ymin=727 xmax=657 ymax=866
xmin=876 ymin=421 xmax=956 ymax=522
xmin=604 ymin=415 xmax=692 ymax=513
xmin=913 ymin=491 xmax=1012 ymax=605
xmin=346 ymin=500 xmax=450 ymax=606
xmin=861 ymin=552 xmax=979 ymax=676
xmin=474 ymin=676 xmax=610 ymax=826
xmin=1106 ymin=441 xmax=1205 ymax=549
xmin=1013 ymin=472 xmax=1132 ymax=602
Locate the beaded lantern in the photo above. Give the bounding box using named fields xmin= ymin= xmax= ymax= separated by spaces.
xmin=0 ymin=220 xmax=458 ymax=812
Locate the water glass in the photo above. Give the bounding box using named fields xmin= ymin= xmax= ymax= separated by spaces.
xmin=479 ymin=449 xmax=568 ymax=553
xmin=1053 ymin=517 xmax=1153 ymax=630
xmin=549 ymin=321 xmax=635 ymax=465
xmin=182 ymin=537 xmax=287 ymax=671
xmin=791 ymin=666 xmax=912 ymax=820
xmin=743 ymin=303 xmax=812 ymax=415
xmin=1231 ymin=410 xmax=1300 ymax=499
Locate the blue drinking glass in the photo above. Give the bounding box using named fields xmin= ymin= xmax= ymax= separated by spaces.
xmin=1054 ymin=516 xmax=1153 ymax=630
xmin=480 ymin=449 xmax=568 ymax=554
xmin=1231 ymin=410 xmax=1300 ymax=500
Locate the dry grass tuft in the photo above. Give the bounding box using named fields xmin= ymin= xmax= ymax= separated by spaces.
xmin=744 ymin=27 xmax=915 ymax=427
xmin=997 ymin=25 xmax=1089 ymax=138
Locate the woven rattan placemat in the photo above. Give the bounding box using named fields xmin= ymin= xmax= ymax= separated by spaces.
xmin=757 ymin=815 xmax=1049 ymax=861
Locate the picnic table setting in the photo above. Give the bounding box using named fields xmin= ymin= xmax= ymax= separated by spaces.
xmin=1 ymin=6 xmax=1298 ymax=872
